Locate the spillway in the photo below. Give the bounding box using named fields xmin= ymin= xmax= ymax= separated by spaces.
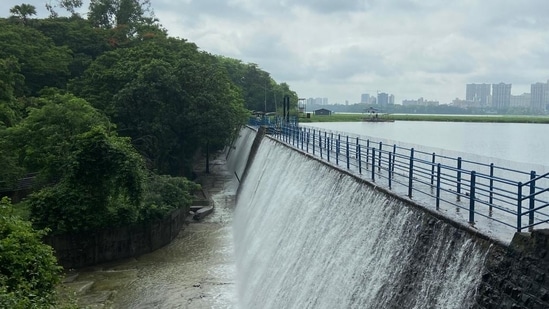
xmin=233 ymin=137 xmax=489 ymax=308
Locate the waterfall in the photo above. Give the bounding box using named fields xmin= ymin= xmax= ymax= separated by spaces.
xmin=234 ymin=138 xmax=488 ymax=308
xmin=226 ymin=126 xmax=256 ymax=179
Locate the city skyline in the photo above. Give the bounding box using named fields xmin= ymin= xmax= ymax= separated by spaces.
xmin=308 ymin=78 xmax=548 ymax=108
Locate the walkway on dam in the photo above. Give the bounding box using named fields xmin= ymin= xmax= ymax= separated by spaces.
xmin=60 ymin=153 xmax=238 ymax=308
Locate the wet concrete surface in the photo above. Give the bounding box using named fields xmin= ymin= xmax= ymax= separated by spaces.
xmin=60 ymin=155 xmax=238 ymax=309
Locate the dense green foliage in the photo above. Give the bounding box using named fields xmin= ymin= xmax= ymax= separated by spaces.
xmin=0 ymin=198 xmax=62 ymax=308
xmin=142 ymin=174 xmax=200 ymax=220
xmin=0 ymin=1 xmax=299 ymax=304
xmin=28 ymin=126 xmax=146 ymax=233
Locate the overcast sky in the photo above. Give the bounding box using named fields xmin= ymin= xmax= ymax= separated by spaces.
xmin=3 ymin=0 xmax=549 ymax=104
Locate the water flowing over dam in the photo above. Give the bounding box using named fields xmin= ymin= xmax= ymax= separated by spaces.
xmin=233 ymin=136 xmax=489 ymax=308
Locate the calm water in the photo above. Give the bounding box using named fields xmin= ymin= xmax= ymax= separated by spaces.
xmin=302 ymin=121 xmax=549 ymax=171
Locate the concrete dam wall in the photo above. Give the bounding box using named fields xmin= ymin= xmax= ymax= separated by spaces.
xmin=232 ymin=126 xmax=549 ymax=309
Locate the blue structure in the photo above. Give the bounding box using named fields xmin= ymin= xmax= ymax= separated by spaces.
xmin=260 ymin=122 xmax=549 ymax=235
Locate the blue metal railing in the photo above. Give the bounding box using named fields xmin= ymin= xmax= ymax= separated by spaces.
xmin=254 ymin=120 xmax=549 ymax=235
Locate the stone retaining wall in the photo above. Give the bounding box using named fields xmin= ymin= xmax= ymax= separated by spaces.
xmin=45 ymin=207 xmax=187 ymax=269
xmin=474 ymin=230 xmax=549 ymax=309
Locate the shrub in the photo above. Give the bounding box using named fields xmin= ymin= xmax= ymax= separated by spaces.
xmin=0 ymin=197 xmax=62 ymax=308
xmin=141 ymin=174 xmax=200 ymax=220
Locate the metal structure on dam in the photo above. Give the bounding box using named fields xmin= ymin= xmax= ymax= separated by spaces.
xmin=250 ymin=119 xmax=549 ymax=244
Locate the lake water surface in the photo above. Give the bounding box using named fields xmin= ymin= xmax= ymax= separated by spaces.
xmin=301 ymin=121 xmax=549 ymax=172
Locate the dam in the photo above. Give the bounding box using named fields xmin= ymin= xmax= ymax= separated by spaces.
xmin=67 ymin=125 xmax=549 ymax=308
xmin=231 ymin=125 xmax=549 ymax=308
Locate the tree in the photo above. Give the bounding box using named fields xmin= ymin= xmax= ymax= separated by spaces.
xmin=9 ymin=4 xmax=37 ymax=25
xmin=29 ymin=127 xmax=146 ymax=233
xmin=0 ymin=57 xmax=24 ymax=127
xmin=1 ymin=93 xmax=112 ymax=184
xmin=70 ymin=37 xmax=248 ymax=176
xmin=0 ymin=24 xmax=72 ymax=96
xmin=0 ymin=197 xmax=62 ymax=308
xmin=31 ymin=17 xmax=113 ymax=78
xmin=59 ymin=0 xmax=83 ymax=16
xmin=88 ymin=0 xmax=157 ymax=39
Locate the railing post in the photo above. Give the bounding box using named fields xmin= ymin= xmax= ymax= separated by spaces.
xmin=371 ymin=147 xmax=376 ymax=181
xmin=366 ymin=140 xmax=370 ymax=166
xmin=517 ymin=182 xmax=523 ymax=232
xmin=312 ymin=130 xmax=315 ymax=155
xmin=356 ymin=137 xmax=359 ymax=159
xmin=489 ymin=163 xmax=494 ymax=214
xmin=378 ymin=142 xmax=382 ymax=172
xmin=436 ymin=163 xmax=441 ymax=210
xmin=529 ymin=171 xmax=536 ymax=232
xmin=306 ymin=130 xmax=310 ymax=153
xmin=336 ymin=139 xmax=340 ymax=165
xmin=457 ymin=157 xmax=462 ymax=201
xmin=358 ymin=144 xmax=362 ymax=174
xmin=331 ymin=132 xmax=334 ymax=152
xmin=408 ymin=148 xmax=414 ymax=198
xmin=469 ymin=171 xmax=476 ymax=225
xmin=388 ymin=152 xmax=392 ymax=189
xmin=324 ymin=131 xmax=327 ymax=153
xmin=327 ymin=137 xmax=330 ymax=162
xmin=430 ymin=152 xmax=436 ymax=186
xmin=392 ymin=144 xmax=397 ymax=176
xmin=301 ymin=128 xmax=304 ymax=150
xmin=346 ymin=136 xmax=350 ymax=169
xmin=319 ymin=132 xmax=323 ymax=159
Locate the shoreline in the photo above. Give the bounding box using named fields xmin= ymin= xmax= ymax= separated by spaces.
xmin=297 ymin=113 xmax=549 ymax=124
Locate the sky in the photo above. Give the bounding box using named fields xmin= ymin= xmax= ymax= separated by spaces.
xmin=2 ymin=0 xmax=549 ymax=104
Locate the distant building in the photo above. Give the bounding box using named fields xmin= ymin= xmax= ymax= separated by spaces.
xmin=402 ymin=97 xmax=439 ymax=106
xmin=492 ymin=83 xmax=512 ymax=110
xmin=314 ymin=108 xmax=332 ymax=116
xmin=377 ymin=92 xmax=389 ymax=106
xmin=466 ymin=83 xmax=491 ymax=106
xmin=510 ymin=93 xmax=531 ymax=109
xmin=531 ymin=82 xmax=548 ymax=113
xmin=361 ymin=93 xmax=370 ymax=103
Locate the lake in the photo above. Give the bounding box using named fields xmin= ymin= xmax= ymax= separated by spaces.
xmin=301 ymin=121 xmax=549 ymax=172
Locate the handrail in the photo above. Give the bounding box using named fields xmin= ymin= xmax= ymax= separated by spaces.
xmin=253 ymin=119 xmax=549 ymax=238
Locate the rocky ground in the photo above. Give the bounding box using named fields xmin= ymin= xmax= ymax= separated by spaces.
xmin=59 ymin=154 xmax=238 ymax=309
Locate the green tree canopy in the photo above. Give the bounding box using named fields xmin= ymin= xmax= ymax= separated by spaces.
xmin=70 ymin=37 xmax=248 ymax=176
xmin=9 ymin=4 xmax=36 ymax=25
xmin=1 ymin=93 xmax=112 ymax=184
xmin=28 ymin=126 xmax=146 ymax=233
xmin=0 ymin=24 xmax=72 ymax=96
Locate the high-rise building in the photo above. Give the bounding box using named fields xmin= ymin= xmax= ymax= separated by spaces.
xmin=377 ymin=92 xmax=389 ymax=106
xmin=492 ymin=83 xmax=511 ymax=110
xmin=361 ymin=93 xmax=370 ymax=103
xmin=530 ymin=82 xmax=548 ymax=113
xmin=511 ymin=93 xmax=531 ymax=109
xmin=465 ymin=83 xmax=491 ymax=106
